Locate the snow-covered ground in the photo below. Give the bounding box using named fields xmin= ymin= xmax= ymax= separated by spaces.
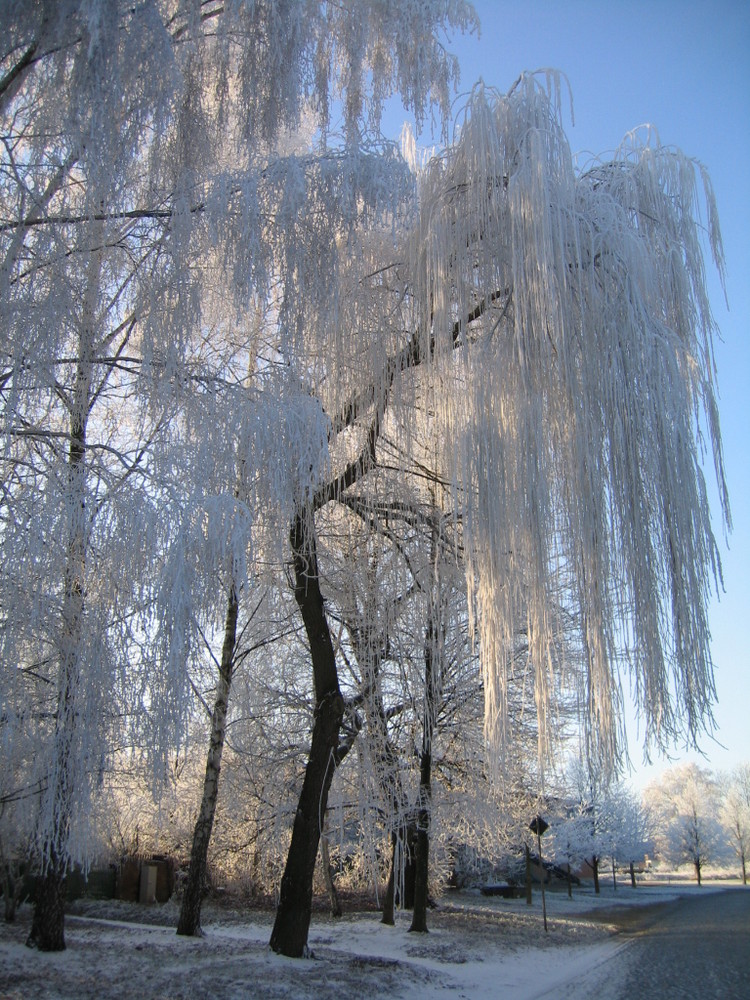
xmin=0 ymin=880 xmax=740 ymax=999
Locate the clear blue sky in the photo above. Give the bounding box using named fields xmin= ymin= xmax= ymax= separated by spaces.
xmin=385 ymin=0 xmax=750 ymax=786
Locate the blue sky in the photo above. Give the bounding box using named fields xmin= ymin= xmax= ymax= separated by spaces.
xmin=385 ymin=0 xmax=750 ymax=786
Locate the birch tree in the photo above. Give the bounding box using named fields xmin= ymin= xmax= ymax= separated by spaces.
xmin=1 ymin=9 xmax=175 ymax=947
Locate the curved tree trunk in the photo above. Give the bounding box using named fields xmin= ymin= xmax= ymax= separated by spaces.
xmin=268 ymin=689 xmax=343 ymax=956
xmin=177 ymin=585 xmax=239 ymax=936
xmin=269 ymin=512 xmax=344 ymax=957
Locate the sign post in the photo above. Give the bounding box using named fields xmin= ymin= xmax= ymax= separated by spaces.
xmin=529 ymin=815 xmax=549 ymax=933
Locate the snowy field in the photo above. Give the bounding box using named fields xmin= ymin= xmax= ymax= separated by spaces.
xmin=0 ymin=880 xmax=740 ymax=1000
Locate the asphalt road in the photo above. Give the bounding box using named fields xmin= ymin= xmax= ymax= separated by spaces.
xmin=547 ymin=888 xmax=750 ymax=1000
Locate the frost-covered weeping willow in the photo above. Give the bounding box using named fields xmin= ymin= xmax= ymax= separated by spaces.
xmin=402 ymin=74 xmax=728 ymax=768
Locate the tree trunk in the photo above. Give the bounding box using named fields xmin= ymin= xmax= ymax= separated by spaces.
xmin=27 ymin=220 xmax=102 ymax=952
xmin=612 ymin=856 xmax=617 ymax=891
xmin=695 ymin=857 xmax=702 ymax=886
xmin=741 ymin=850 xmax=747 ymax=886
xmin=409 ymin=767 xmax=431 ymax=933
xmin=592 ymin=855 xmax=600 ymax=894
xmin=630 ymin=860 xmax=636 ymax=888
xmin=1 ymin=835 xmax=25 ymax=924
xmin=27 ymin=442 xmax=85 ymax=949
xmin=177 ymin=586 xmax=239 ymax=936
xmin=566 ymin=862 xmax=572 ymax=899
xmin=402 ymin=823 xmax=417 ymax=909
xmin=320 ymin=832 xmax=342 ymax=918
xmin=410 ymin=586 xmax=438 ymax=935
xmin=345 ymin=616 xmax=406 ymax=927
xmin=269 ymin=690 xmax=343 ymax=955
xmin=26 ymin=861 xmax=66 ymax=951
xmin=269 ymin=513 xmax=344 ymax=957
xmin=381 ymin=832 xmax=397 ymax=925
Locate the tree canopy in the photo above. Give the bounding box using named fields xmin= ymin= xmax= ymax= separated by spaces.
xmin=0 ymin=0 xmax=729 ymax=955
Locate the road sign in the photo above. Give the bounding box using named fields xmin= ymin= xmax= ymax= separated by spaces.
xmin=529 ymin=815 xmax=549 ymax=836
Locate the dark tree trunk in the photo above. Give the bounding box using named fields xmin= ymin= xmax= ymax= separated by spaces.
xmin=410 ymin=594 xmax=437 ymax=935
xmin=177 ymin=586 xmax=239 ymax=937
xmin=566 ymin=862 xmax=572 ymax=899
xmin=741 ymin=850 xmax=747 ymax=886
xmin=409 ymin=784 xmax=431 ymax=932
xmin=592 ymin=855 xmax=600 ymax=894
xmin=382 ymin=831 xmax=398 ymax=925
xmin=629 ymin=860 xmax=636 ymax=888
xmin=401 ymin=823 xmax=417 ymax=909
xmin=695 ymin=857 xmax=702 ymax=886
xmin=26 ymin=862 xmax=66 ymax=951
xmin=270 ymin=513 xmax=344 ymax=957
xmin=612 ymin=856 xmax=617 ymax=891
xmin=269 ymin=690 xmax=343 ymax=955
